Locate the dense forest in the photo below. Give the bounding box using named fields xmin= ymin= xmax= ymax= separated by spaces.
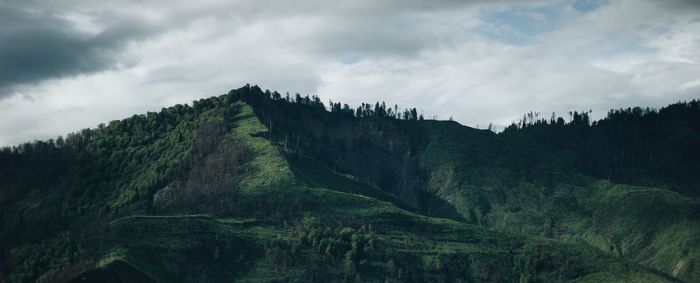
xmin=1 ymin=85 xmax=698 ymax=282
xmin=502 ymin=101 xmax=700 ymax=195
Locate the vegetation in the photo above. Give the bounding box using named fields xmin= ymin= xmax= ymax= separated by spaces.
xmin=0 ymin=85 xmax=697 ymax=282
xmin=501 ymin=101 xmax=700 ymax=196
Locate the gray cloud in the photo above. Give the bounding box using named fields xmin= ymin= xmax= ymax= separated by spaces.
xmin=0 ymin=1 xmax=164 ymax=97
xmin=0 ymin=0 xmax=504 ymax=98
xmin=0 ymin=5 xmax=108 ymax=95
xmin=0 ymin=0 xmax=699 ymax=145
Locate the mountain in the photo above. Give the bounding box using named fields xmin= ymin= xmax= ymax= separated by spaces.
xmin=1 ymin=85 xmax=698 ymax=282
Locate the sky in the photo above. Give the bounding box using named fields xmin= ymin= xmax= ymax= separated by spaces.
xmin=1 ymin=0 xmax=699 ymax=145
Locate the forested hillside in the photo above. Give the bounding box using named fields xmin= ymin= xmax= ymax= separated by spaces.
xmin=501 ymin=101 xmax=700 ymax=196
xmin=0 ymin=85 xmax=697 ymax=282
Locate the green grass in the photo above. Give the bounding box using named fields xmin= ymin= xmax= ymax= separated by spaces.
xmin=230 ymin=102 xmax=298 ymax=189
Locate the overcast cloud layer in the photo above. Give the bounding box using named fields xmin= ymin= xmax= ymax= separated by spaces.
xmin=1 ymin=0 xmax=699 ymax=145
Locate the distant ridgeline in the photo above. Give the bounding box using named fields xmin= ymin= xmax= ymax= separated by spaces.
xmin=1 ymin=84 xmax=699 ymax=282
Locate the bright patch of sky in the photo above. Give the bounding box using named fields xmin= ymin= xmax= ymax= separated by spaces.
xmin=572 ymin=0 xmax=606 ymax=13
xmin=478 ymin=2 xmax=566 ymax=45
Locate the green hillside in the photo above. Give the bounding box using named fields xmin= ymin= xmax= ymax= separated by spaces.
xmin=418 ymin=121 xmax=700 ymax=282
xmin=1 ymin=85 xmax=697 ymax=282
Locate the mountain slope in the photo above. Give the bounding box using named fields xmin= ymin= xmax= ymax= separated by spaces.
xmin=234 ymin=85 xmax=700 ymax=282
xmin=0 ymin=86 xmax=695 ymax=282
xmin=418 ymin=121 xmax=700 ymax=282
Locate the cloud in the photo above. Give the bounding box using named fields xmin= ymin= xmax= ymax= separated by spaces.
xmin=0 ymin=4 xmax=103 ymax=95
xmin=0 ymin=0 xmax=486 ymax=97
xmin=0 ymin=0 xmax=181 ymax=98
xmin=320 ymin=0 xmax=700 ymax=128
xmin=0 ymin=0 xmax=699 ymax=145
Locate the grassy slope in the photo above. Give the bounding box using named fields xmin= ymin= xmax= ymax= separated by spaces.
xmin=417 ymin=120 xmax=700 ymax=282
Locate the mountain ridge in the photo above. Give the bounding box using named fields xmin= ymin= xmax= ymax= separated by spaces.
xmin=1 ymin=85 xmax=698 ymax=282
